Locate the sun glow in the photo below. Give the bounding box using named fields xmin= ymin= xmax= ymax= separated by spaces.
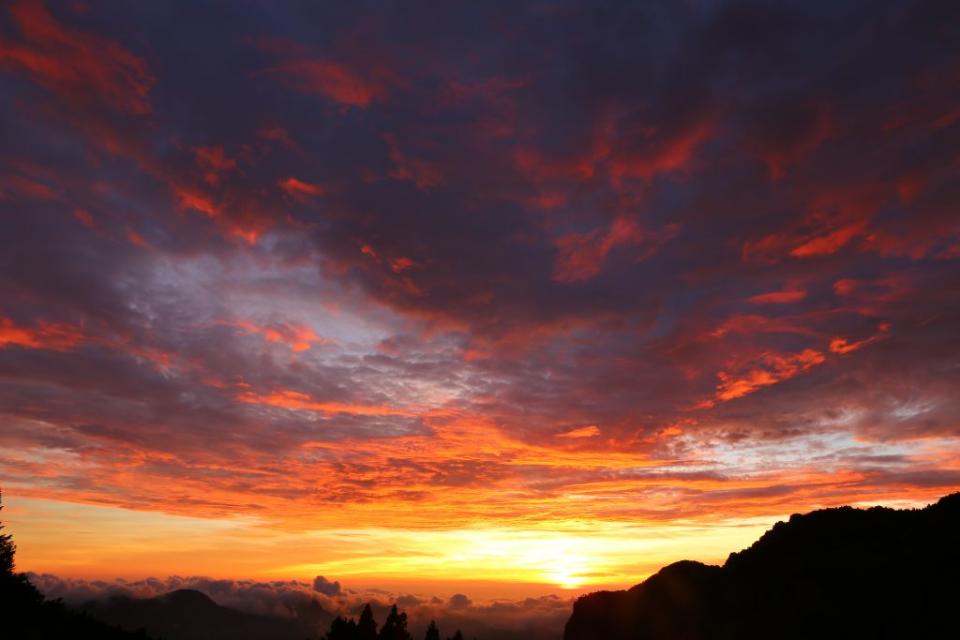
xmin=9 ymin=494 xmax=783 ymax=592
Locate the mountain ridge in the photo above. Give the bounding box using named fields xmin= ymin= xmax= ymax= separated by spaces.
xmin=565 ymin=493 xmax=960 ymax=640
xmin=80 ymin=587 xmax=328 ymax=640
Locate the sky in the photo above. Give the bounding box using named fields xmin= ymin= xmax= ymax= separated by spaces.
xmin=1 ymin=0 xmax=960 ymax=612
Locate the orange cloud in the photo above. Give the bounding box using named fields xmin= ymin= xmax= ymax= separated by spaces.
xmin=0 ymin=316 xmax=84 ymax=351
xmin=0 ymin=0 xmax=153 ymax=114
xmin=715 ymin=349 xmax=825 ymax=402
xmin=236 ymin=389 xmax=415 ymax=417
xmin=558 ymin=425 xmax=601 ymax=439
xmin=711 ymin=313 xmax=815 ymax=338
xmin=830 ymin=324 xmax=891 ymax=355
xmin=227 ymin=320 xmax=331 ymax=352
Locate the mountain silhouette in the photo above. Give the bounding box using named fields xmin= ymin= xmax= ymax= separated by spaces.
xmin=565 ymin=493 xmax=960 ymax=640
xmin=80 ymin=588 xmax=328 ymax=640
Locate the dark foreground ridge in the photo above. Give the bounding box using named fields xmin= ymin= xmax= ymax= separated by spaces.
xmin=565 ymin=493 xmax=960 ymax=640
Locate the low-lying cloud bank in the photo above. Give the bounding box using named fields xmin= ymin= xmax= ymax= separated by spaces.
xmin=29 ymin=573 xmax=572 ymax=638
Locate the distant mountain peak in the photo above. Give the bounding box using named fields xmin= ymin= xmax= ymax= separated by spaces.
xmin=80 ymin=587 xmax=328 ymax=640
xmin=160 ymin=589 xmax=218 ymax=607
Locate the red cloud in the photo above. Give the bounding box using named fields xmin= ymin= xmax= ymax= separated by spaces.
xmin=743 ymin=183 xmax=886 ymax=263
xmin=269 ymin=58 xmax=386 ymax=107
xmin=385 ymin=134 xmax=442 ymax=190
xmin=830 ymin=324 xmax=891 ymax=355
xmin=72 ymin=208 xmax=95 ymax=228
xmin=226 ymin=320 xmax=331 ymax=352
xmin=194 ymin=146 xmax=237 ymax=186
xmin=715 ymin=349 xmax=826 ymax=402
xmin=553 ymin=218 xmax=677 ymax=284
xmin=390 ymin=257 xmax=414 ymax=273
xmin=237 ymin=389 xmax=415 ymax=417
xmin=173 ymin=185 xmax=220 ymax=218
xmin=748 ymin=288 xmax=807 ymax=304
xmin=0 ymin=315 xmax=84 ymax=351
xmin=557 ymin=425 xmax=601 ymax=439
xmin=756 ymin=103 xmax=833 ymax=180
xmin=711 ymin=313 xmax=815 ymax=338
xmin=790 ymin=220 xmax=867 ymax=257
xmin=125 ymin=226 xmax=150 ymax=249
xmin=833 ymin=278 xmax=859 ymax=297
xmin=0 ymin=0 xmax=153 ymax=114
xmin=0 ymin=174 xmax=60 ymax=201
xmin=831 ymin=276 xmax=912 ymax=311
xmin=610 ymin=119 xmax=713 ymax=182
xmin=745 ymin=220 xmax=868 ymax=264
xmin=513 ymin=146 xmax=597 ymax=184
xmin=279 ymin=177 xmax=325 ymax=197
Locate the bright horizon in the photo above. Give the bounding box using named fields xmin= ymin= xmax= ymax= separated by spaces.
xmin=5 ymin=489 xmax=945 ymax=598
xmin=2 ymin=0 xmax=960 ymax=623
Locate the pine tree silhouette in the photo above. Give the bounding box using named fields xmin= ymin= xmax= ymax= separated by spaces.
xmin=1 ymin=487 xmax=148 ymax=638
xmin=0 ymin=488 xmax=16 ymax=575
xmin=424 ymin=620 xmax=440 ymax=640
xmin=0 ymin=488 xmax=40 ymax=604
xmin=325 ymin=615 xmax=359 ymax=640
xmin=379 ymin=604 xmax=412 ymax=640
xmin=357 ymin=603 xmax=378 ymax=640
xmin=446 ymin=630 xmax=464 ymax=640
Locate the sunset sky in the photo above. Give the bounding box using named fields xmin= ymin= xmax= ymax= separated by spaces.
xmin=2 ymin=0 xmax=959 ymax=605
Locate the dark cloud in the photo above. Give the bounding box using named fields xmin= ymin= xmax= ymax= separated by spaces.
xmin=313 ymin=576 xmax=342 ymax=597
xmin=447 ymin=593 xmax=472 ymax=609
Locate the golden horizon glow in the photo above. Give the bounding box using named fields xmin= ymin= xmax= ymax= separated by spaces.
xmin=7 ymin=492 xmax=943 ymax=596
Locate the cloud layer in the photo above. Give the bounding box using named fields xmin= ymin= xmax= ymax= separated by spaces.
xmin=28 ymin=573 xmax=571 ymax=639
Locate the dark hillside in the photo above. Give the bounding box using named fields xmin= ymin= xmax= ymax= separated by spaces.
xmin=566 ymin=493 xmax=960 ymax=640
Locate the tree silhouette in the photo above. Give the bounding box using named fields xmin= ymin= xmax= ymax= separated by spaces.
xmin=0 ymin=487 xmax=39 ymax=602
xmin=357 ymin=603 xmax=378 ymax=640
xmin=446 ymin=630 xmax=464 ymax=640
xmin=379 ymin=604 xmax=412 ymax=640
xmin=326 ymin=615 xmax=359 ymax=640
xmin=0 ymin=488 xmax=16 ymax=575
xmin=1 ymin=487 xmax=148 ymax=638
xmin=424 ymin=620 xmax=440 ymax=640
